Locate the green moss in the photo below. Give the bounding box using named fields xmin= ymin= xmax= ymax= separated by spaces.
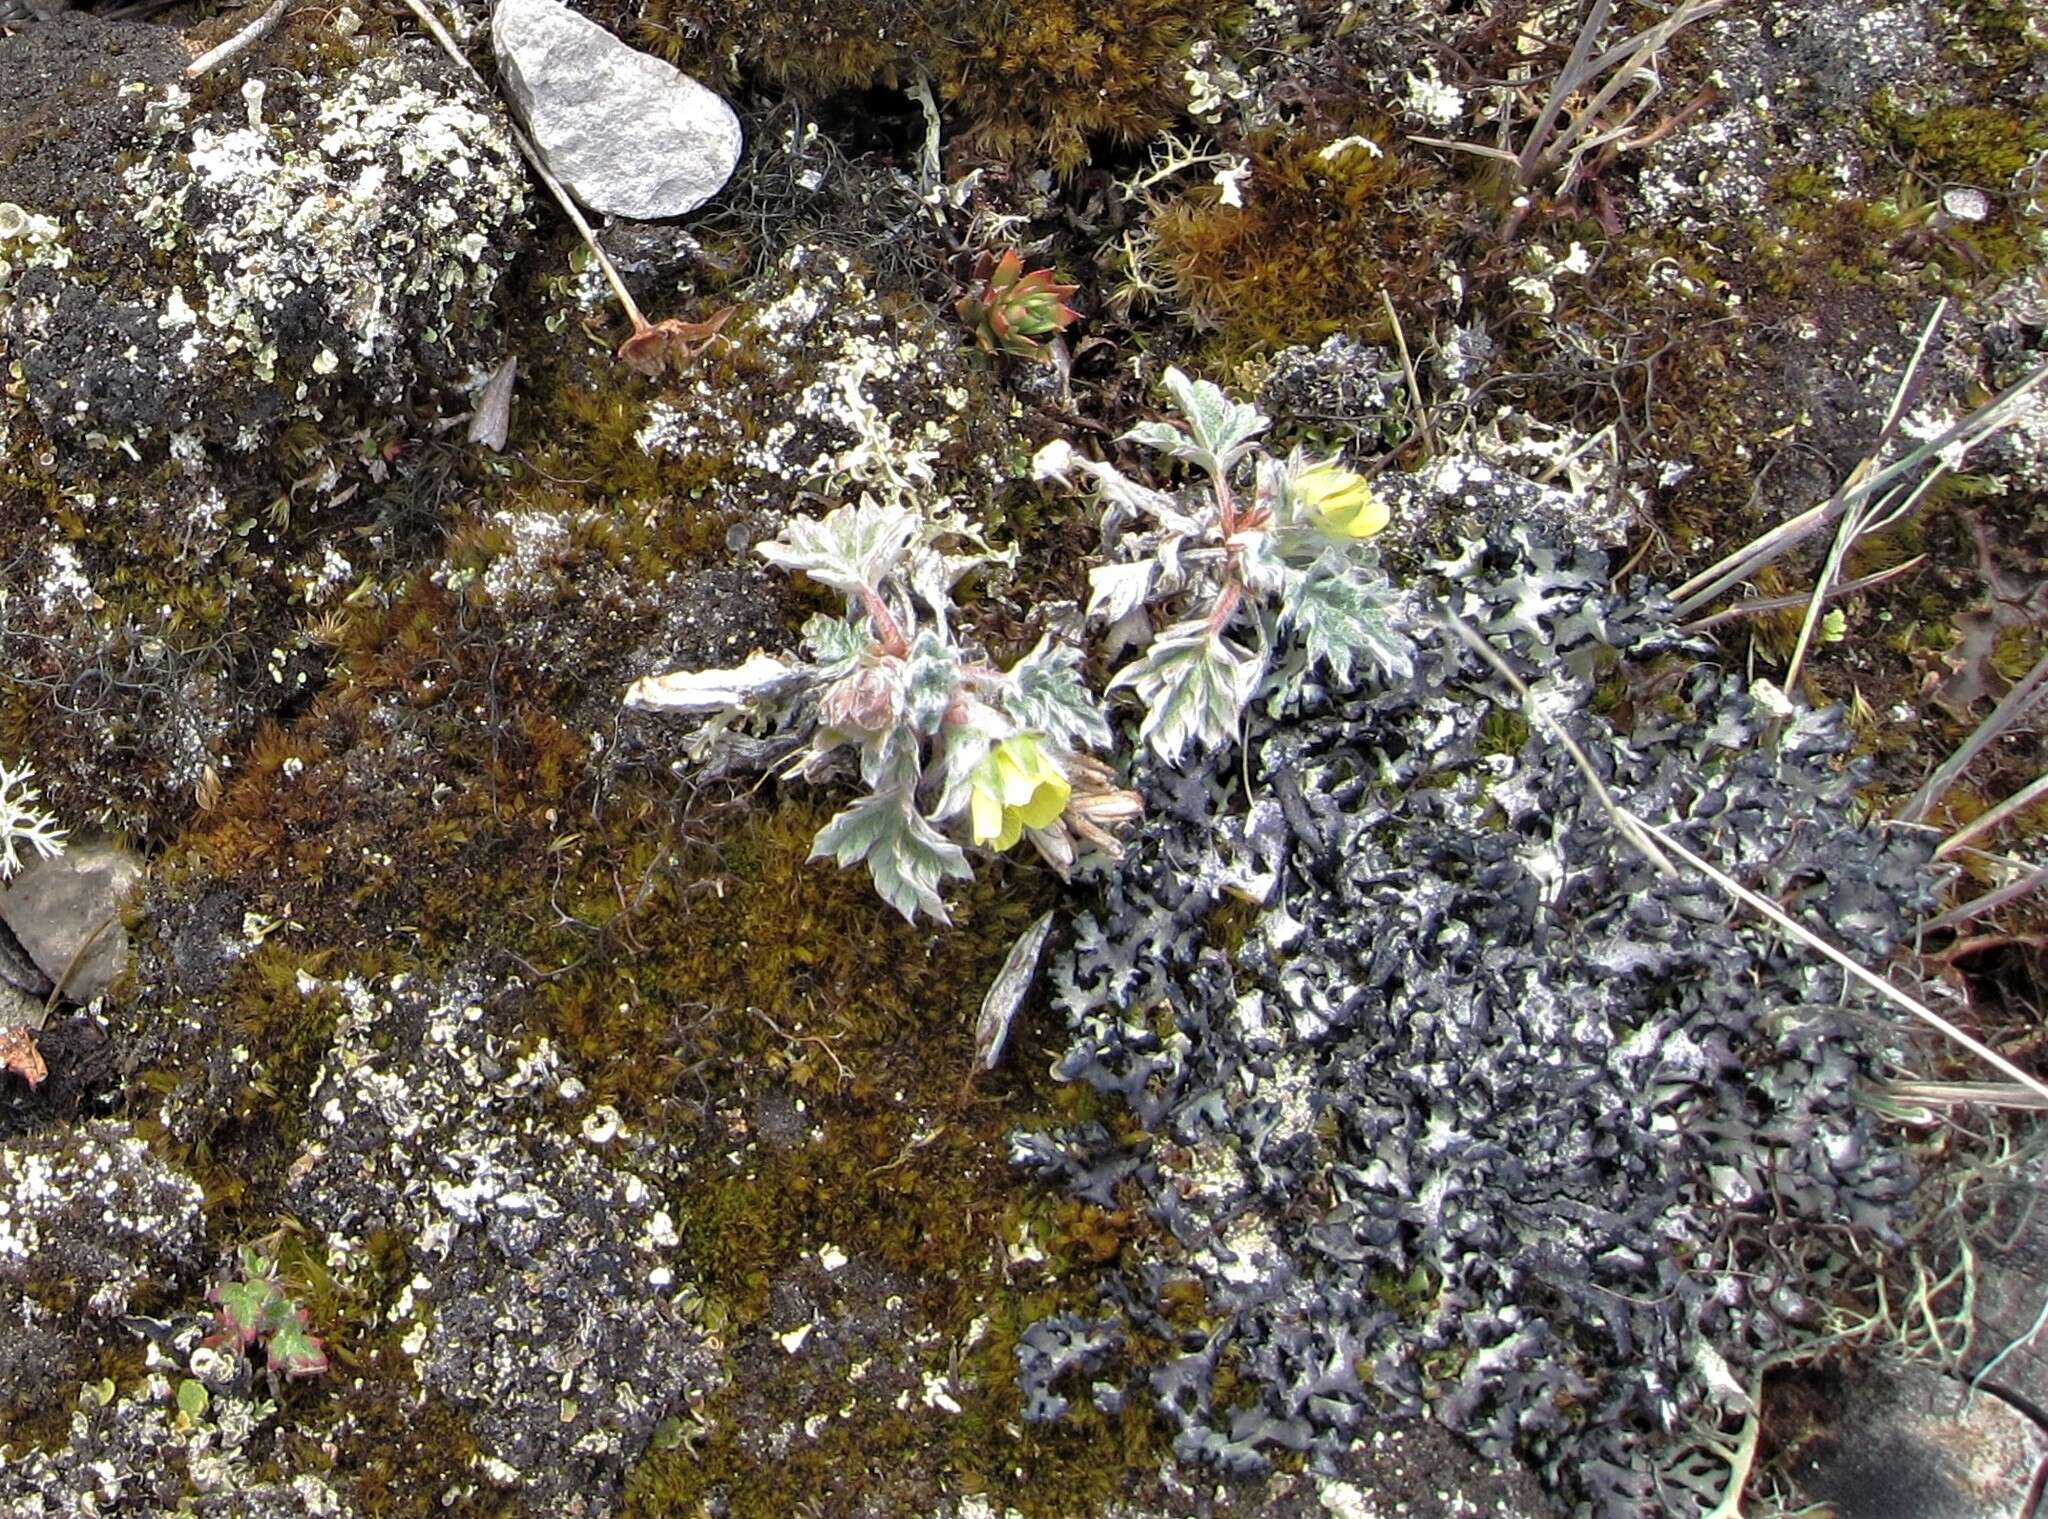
xmin=1874 ymin=94 xmax=2048 ymax=185
xmin=1476 ymin=706 xmax=1531 ymax=757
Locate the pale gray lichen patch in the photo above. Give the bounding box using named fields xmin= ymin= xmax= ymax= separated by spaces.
xmin=0 ymin=1364 xmax=354 ymax=1519
xmin=637 ymin=244 xmax=1020 ymax=521
xmin=2 ymin=41 xmax=527 ymax=461
xmin=285 ymin=970 xmax=721 ymax=1517
xmin=1636 ymin=1 xmax=1940 ymax=223
xmin=0 ymin=1118 xmax=204 ymax=1315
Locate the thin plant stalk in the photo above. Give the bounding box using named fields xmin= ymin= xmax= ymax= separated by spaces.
xmin=1640 ymin=822 xmax=2048 ymax=1106
xmin=1380 ymin=288 xmax=1433 ymax=459
xmin=1882 ymin=1080 xmax=2048 ymax=1112
xmin=1937 ymin=770 xmax=2048 ymax=860
xmin=1922 ymin=865 xmax=2048 ymax=935
xmin=1780 ymin=301 xmax=1949 ymax=690
xmin=1683 ymin=555 xmax=1924 ymax=633
xmin=1671 ymin=359 xmax=2048 ymax=618
xmin=1900 ymin=647 xmax=2048 ymax=823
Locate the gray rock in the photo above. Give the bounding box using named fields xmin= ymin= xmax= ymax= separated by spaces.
xmin=1785 ymin=1363 xmax=2047 ymax=1519
xmin=492 ymin=0 xmax=741 ymax=220
xmin=0 ymin=841 xmax=142 ymax=1004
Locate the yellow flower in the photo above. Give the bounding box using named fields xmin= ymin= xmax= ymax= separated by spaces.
xmin=1291 ymin=460 xmax=1388 ymax=539
xmin=967 ymin=734 xmax=1071 ymax=851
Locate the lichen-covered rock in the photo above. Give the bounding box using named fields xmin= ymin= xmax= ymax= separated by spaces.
xmin=285 ymin=970 xmax=720 ymax=1516
xmin=632 ymin=243 xmax=1022 ymax=522
xmin=0 ymin=20 xmax=527 ymax=462
xmin=0 ymin=1117 xmax=203 ymax=1316
xmin=0 ymin=1118 xmax=206 ymax=1465
xmin=0 ymin=1368 xmax=356 ymax=1517
xmin=1014 ymin=527 xmax=1939 ymax=1514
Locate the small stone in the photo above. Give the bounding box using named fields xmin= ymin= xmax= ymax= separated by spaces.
xmin=0 ymin=842 xmax=142 ymax=1004
xmin=492 ymin=0 xmax=741 ymax=220
xmin=1941 ymin=186 xmax=1989 ymax=223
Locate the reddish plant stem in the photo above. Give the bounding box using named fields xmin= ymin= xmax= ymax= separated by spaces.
xmin=859 ymin=586 xmax=911 ymax=658
xmin=1207 ymin=580 xmax=1244 ymax=636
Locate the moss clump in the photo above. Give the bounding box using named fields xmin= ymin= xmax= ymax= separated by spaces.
xmin=1873 ymin=95 xmax=2048 ymax=186
xmin=1146 ymin=125 xmax=1457 ymax=362
xmin=638 ymin=0 xmax=1226 ymax=175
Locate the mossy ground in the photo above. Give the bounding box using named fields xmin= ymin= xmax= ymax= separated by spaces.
xmin=1 ymin=0 xmax=2045 ymax=1512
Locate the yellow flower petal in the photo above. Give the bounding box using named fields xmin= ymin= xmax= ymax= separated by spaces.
xmin=1016 ymin=778 xmax=1069 ymax=831
xmin=969 ymin=781 xmax=1006 ymax=846
xmin=1292 ymin=461 xmax=1387 ymax=540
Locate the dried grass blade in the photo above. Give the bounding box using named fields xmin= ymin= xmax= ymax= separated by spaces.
xmin=1642 ymin=822 xmax=2048 ymax=1106
xmin=1937 ymin=770 xmax=2048 ymax=860
xmin=1922 ymin=864 xmax=2048 ymax=935
xmin=1900 ymin=647 xmax=2048 ymax=824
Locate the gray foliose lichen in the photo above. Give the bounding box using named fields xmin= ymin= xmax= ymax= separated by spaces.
xmin=1012 ymin=527 xmax=1936 ymax=1516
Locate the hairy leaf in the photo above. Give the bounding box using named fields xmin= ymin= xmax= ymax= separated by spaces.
xmin=810 ymin=790 xmax=972 ymax=924
xmin=758 ymin=499 xmax=918 ymax=597
xmin=624 ymin=653 xmax=816 ymax=717
xmin=1282 ymin=560 xmax=1414 ymax=686
xmin=1233 ymin=530 xmax=1304 ymax=600
xmin=1123 ymin=368 xmax=1269 ymax=481
xmin=1010 ymin=636 xmax=1113 ymax=750
xmin=1035 ymin=439 xmax=1203 ymax=537
xmin=803 ymin=613 xmax=871 ymax=673
xmin=901 ymin=630 xmax=960 ymax=735
xmin=1111 ymin=624 xmax=1264 ymax=762
xmin=1086 ymin=560 xmax=1158 ymax=622
xmin=931 ymin=720 xmax=999 ymax=823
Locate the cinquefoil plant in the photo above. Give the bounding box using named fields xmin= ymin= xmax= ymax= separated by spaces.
xmin=625 ymin=499 xmax=1140 ymax=924
xmin=1037 ymin=368 xmax=1412 ymax=761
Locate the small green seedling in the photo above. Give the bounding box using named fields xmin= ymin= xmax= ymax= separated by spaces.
xmin=205 ymin=1246 xmax=328 ymax=1380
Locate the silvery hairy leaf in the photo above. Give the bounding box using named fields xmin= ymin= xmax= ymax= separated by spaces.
xmin=1281 ymin=556 xmax=1414 ymax=687
xmin=1086 ymin=560 xmax=1157 ymax=622
xmin=623 ymin=653 xmax=818 ymax=716
xmin=1233 ymin=530 xmax=1303 ymax=601
xmin=809 ymin=789 xmax=972 ymax=925
xmin=1122 ymin=367 xmax=1270 ymax=482
xmin=901 ymin=630 xmax=960 ymax=735
xmin=803 ymin=613 xmax=872 ymax=674
xmin=1010 ymin=635 xmax=1113 ymax=751
xmin=930 ymin=719 xmax=999 ymax=823
xmin=1110 ymin=622 xmax=1264 ymax=762
xmin=758 ymin=499 xmax=918 ymax=598
xmin=1033 ymin=439 xmax=1203 ymax=539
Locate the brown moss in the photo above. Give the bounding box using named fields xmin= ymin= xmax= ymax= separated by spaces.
xmin=639 ymin=0 xmax=1226 ymax=176
xmin=1147 ymin=124 xmax=1459 ymax=363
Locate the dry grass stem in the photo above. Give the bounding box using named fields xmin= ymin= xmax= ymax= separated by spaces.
xmin=1641 ymin=822 xmax=2048 ymax=1106
xmin=1900 ymin=647 xmax=2048 ymax=824
xmin=1937 ymin=770 xmax=2048 ymax=860
xmin=1671 ymin=357 xmax=2048 ymax=619
xmin=1923 ymin=864 xmax=2048 ymax=935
